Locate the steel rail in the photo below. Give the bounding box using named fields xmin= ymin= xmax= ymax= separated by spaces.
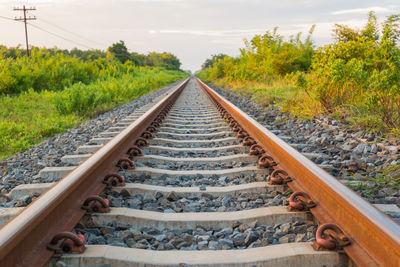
xmin=196 ymin=78 xmax=400 ymax=267
xmin=0 ymin=78 xmax=189 ymax=266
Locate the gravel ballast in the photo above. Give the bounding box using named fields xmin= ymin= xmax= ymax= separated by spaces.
xmin=104 ymin=189 xmax=290 ymax=212
xmin=124 ymin=173 xmax=267 ymax=187
xmin=209 ymin=83 xmax=400 ymax=206
xmin=76 ymin=217 xmax=315 ymax=250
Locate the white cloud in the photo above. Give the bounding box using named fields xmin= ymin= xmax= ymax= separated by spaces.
xmin=332 ymin=6 xmax=391 ymax=15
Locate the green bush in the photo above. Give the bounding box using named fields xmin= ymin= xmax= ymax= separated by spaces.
xmin=198 ymin=12 xmax=400 ymax=133
xmin=307 ymin=12 xmax=400 ymax=129
xmin=198 ymin=26 xmax=315 ymax=83
xmin=0 ymin=68 xmax=187 ymax=160
xmin=0 ymin=46 xmax=183 ymax=95
xmin=54 ymin=68 xmax=186 ymax=116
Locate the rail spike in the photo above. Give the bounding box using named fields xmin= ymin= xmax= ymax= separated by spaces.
xmin=225 ymin=116 xmax=233 ymax=123
xmin=313 ymin=224 xmax=351 ymax=251
xmin=258 ymin=154 xmax=277 ymax=168
xmin=127 ymin=146 xmax=142 ymax=157
xmin=243 ymin=136 xmax=256 ymax=146
xmin=154 ymin=118 xmax=163 ymax=124
xmin=229 ymin=121 xmax=237 ymax=128
xmin=141 ymin=131 xmax=153 ymax=139
xmin=146 ymin=126 xmax=157 ymax=133
xmin=249 ymin=144 xmax=265 ymax=156
xmin=269 ymin=169 xmax=292 ymax=185
xmin=117 ymin=158 xmax=135 ymax=170
xmin=233 ymin=125 xmax=242 ymax=132
xmin=288 ymin=191 xmax=316 ymax=211
xmin=135 ymin=138 xmax=149 ymax=147
xmin=47 ymin=232 xmax=85 ymax=254
xmin=81 ymin=195 xmax=110 ymax=213
xmin=151 ymin=121 xmax=160 ymax=128
xmin=237 ymin=130 xmax=249 ymax=138
xmin=103 ymin=173 xmax=125 ymax=187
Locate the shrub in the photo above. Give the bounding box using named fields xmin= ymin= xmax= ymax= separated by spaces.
xmin=198 ymin=12 xmax=400 ymax=133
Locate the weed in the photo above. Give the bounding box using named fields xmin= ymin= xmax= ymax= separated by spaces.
xmin=0 ymin=69 xmax=187 ymax=160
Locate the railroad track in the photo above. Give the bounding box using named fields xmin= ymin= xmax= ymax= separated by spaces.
xmin=0 ymin=77 xmax=399 ymax=266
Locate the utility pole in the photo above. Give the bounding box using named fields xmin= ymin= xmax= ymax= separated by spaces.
xmin=14 ymin=5 xmax=36 ymax=57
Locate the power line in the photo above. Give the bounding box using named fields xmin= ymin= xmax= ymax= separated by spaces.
xmin=13 ymin=5 xmax=36 ymax=56
xmin=2 ymin=12 xmax=103 ymax=51
xmin=37 ymin=17 xmax=106 ymax=47
xmin=0 ymin=15 xmax=17 ymax=21
xmin=28 ymin=22 xmax=95 ymax=49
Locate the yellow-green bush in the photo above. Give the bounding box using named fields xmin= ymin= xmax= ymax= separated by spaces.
xmin=198 ymin=12 xmax=400 ymax=133
xmin=198 ymin=26 xmax=315 ymax=83
xmin=307 ymin=13 xmax=400 ymax=130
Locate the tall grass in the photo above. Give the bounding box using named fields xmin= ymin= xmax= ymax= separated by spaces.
xmin=54 ymin=68 xmax=186 ymax=116
xmin=0 ymin=69 xmax=187 ymax=160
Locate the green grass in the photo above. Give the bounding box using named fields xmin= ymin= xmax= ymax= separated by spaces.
xmin=208 ymin=75 xmax=400 ymax=136
xmin=0 ymin=69 xmax=188 ymax=160
xmin=347 ymin=164 xmax=400 ymax=198
xmin=211 ymin=77 xmax=322 ymax=119
xmin=0 ymin=90 xmax=80 ymax=159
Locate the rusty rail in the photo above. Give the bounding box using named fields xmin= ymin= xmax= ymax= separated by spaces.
xmin=196 ymin=78 xmax=400 ymax=267
xmin=0 ymin=78 xmax=189 ymax=266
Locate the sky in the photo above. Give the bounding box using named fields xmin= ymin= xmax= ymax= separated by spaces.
xmin=0 ymin=0 xmax=399 ymax=71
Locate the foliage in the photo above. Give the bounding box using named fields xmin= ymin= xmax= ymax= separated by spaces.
xmin=0 ymin=43 xmax=183 ymax=95
xmin=0 ymin=45 xmax=107 ymax=61
xmin=308 ymin=12 xmax=400 ymax=130
xmin=201 ymin=54 xmax=228 ymax=70
xmin=107 ymin=40 xmax=131 ymax=63
xmin=145 ymin=52 xmax=181 ymax=70
xmin=0 ymin=44 xmax=188 ymax=159
xmin=106 ymin=40 xmax=182 ymax=70
xmin=198 ymin=12 xmax=400 ymax=134
xmin=0 ymin=47 xmax=128 ymax=94
xmin=0 ymin=68 xmax=187 ymax=160
xmin=54 ymin=67 xmax=187 ymax=116
xmin=198 ymin=26 xmax=315 ymax=83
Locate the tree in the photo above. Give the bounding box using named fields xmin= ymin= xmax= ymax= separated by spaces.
xmin=201 ymin=54 xmax=228 ymax=70
xmin=107 ymin=40 xmax=131 ymax=63
xmin=146 ymin=52 xmax=181 ymax=70
xmin=382 ymin=14 xmax=400 ymax=43
xmin=362 ymin=11 xmax=380 ymax=41
xmin=332 ymin=24 xmax=360 ymax=42
xmin=130 ymin=52 xmax=147 ymax=66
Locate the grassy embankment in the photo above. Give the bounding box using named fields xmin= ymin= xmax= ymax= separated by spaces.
xmin=197 ymin=12 xmax=400 ymax=188
xmin=0 ymin=48 xmax=188 ymax=160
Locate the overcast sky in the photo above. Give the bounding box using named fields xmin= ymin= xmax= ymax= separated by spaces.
xmin=0 ymin=0 xmax=399 ymax=71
